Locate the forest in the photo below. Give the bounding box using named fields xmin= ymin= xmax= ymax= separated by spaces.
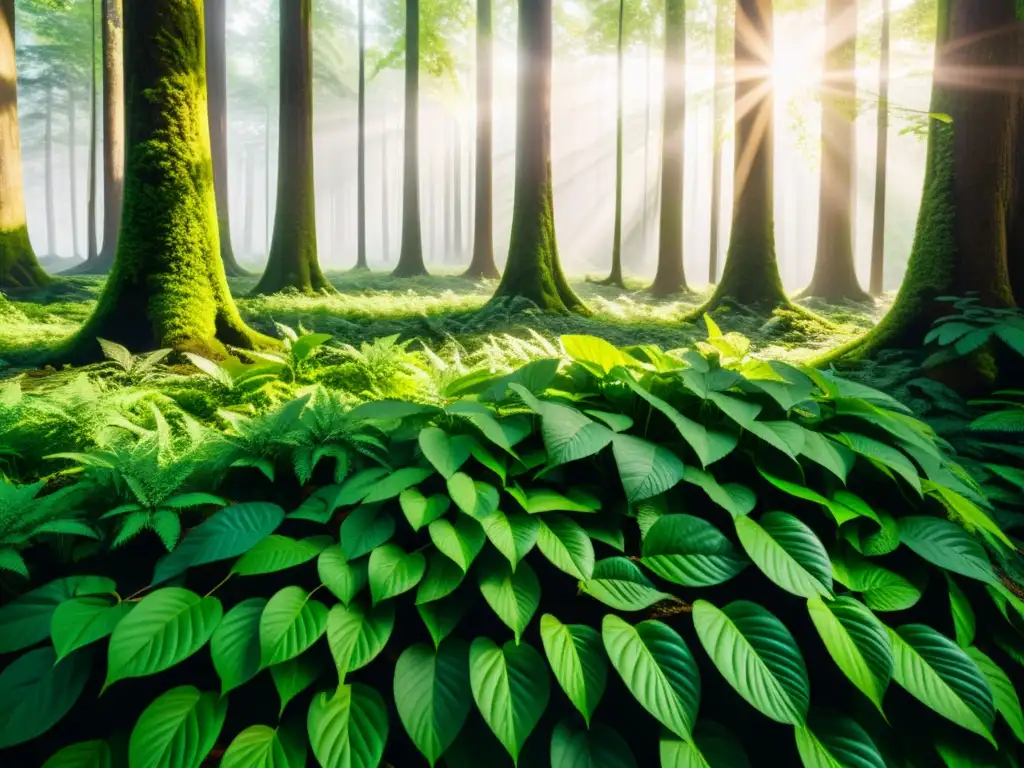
xmin=0 ymin=0 xmax=1023 ymax=766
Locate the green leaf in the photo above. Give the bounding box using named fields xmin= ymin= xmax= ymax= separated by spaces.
xmin=965 ymin=646 xmax=1024 ymax=744
xmin=270 ymin=652 xmax=327 ymax=717
xmin=602 ymin=615 xmax=700 ymax=740
xmin=259 ymin=586 xmax=329 ymax=669
xmin=394 ymin=640 xmax=473 ymax=766
xmin=483 ymin=512 xmax=539 ymax=571
xmin=888 ymin=624 xmax=995 ymax=744
xmin=105 ymin=588 xmax=222 ymax=690
xmin=641 ymin=514 xmax=748 ymax=587
xmin=511 ymin=384 xmax=614 ymax=467
xmin=479 ymin=558 xmax=541 ymax=644
xmin=128 ymin=686 xmax=226 ymax=768
xmin=151 ymin=502 xmax=285 ymax=584
xmin=334 ymin=467 xmax=390 ymax=506
xmin=611 ymin=433 xmax=685 ymax=502
xmin=838 ymin=433 xmax=922 ymax=495
xmin=581 ymin=557 xmax=674 ymax=610
xmin=794 ymin=712 xmax=887 ymax=768
xmin=51 ymin=597 xmax=133 ymax=661
xmin=211 ymin=597 xmax=266 ymax=694
xmin=318 ymin=545 xmax=368 ymax=606
xmin=340 ymin=505 xmax=396 ymax=560
xmin=429 ymin=516 xmax=486 ymax=572
xmin=368 ymin=543 xmax=426 ymax=604
xmin=41 ymin=740 xmax=112 ymax=768
xmin=327 ymin=601 xmax=395 ymax=678
xmin=681 ymin=467 xmax=756 ymax=519
xmin=469 ymin=637 xmax=550 ymax=765
xmin=540 ymin=614 xmax=608 ymax=726
xmin=420 ymin=427 xmax=475 ymax=479
xmin=418 ymin=591 xmax=471 ymax=649
xmin=509 ymin=485 xmax=602 ymax=514
xmin=898 ymin=517 xmax=996 ymax=584
xmin=830 ymin=549 xmax=923 ymax=612
xmin=659 ymin=722 xmax=752 ymax=767
xmin=799 ymin=431 xmax=855 ymax=482
xmin=362 ymin=467 xmax=435 ymax=503
xmin=306 ymin=684 xmax=389 ymax=768
xmin=0 ymin=575 xmax=116 ymax=654
xmin=446 ymin=472 xmax=500 ymax=519
xmin=417 ymin=551 xmax=466 ymax=604
xmin=550 ymin=719 xmax=637 ymax=768
xmin=0 ymin=646 xmax=92 ymax=749
xmin=562 ymin=335 xmax=633 ymax=374
xmin=400 ymin=489 xmax=451 ymax=531
xmin=807 ymin=596 xmax=892 ymax=712
xmin=947 ymin=577 xmax=976 ymax=648
xmin=735 ymin=513 xmax=833 ymax=598
xmin=692 ymin=599 xmax=810 ymax=724
xmin=221 ymin=724 xmax=306 ymax=768
xmin=537 ymin=514 xmax=595 ymax=580
xmin=585 ymin=410 xmax=635 ymax=432
xmin=232 ymin=535 xmax=330 ymax=576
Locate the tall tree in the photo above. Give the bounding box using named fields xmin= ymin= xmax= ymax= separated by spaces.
xmin=392 ymin=0 xmax=427 ymax=276
xmin=464 ymin=0 xmax=497 ymax=278
xmin=708 ymin=0 xmax=729 ymax=284
xmin=205 ymin=0 xmax=248 ymax=277
xmin=253 ymin=0 xmax=330 ymax=294
xmin=489 ymin=0 xmax=587 ymax=314
xmin=869 ymin=0 xmax=890 ymax=296
xmin=67 ymin=0 xmax=267 ymax=359
xmin=381 ymin=118 xmax=390 ymax=263
xmin=43 ymin=82 xmax=56 ymax=257
xmin=651 ymin=0 xmax=687 ymax=296
xmin=355 ymin=0 xmax=368 ymax=269
xmin=67 ymin=87 xmax=79 ymax=258
xmin=453 ymin=117 xmax=462 ymax=262
xmin=87 ymin=0 xmax=98 ymax=262
xmin=601 ymin=0 xmax=626 ymax=287
xmin=801 ymin=0 xmax=869 ymax=302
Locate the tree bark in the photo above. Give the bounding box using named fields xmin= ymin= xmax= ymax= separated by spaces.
xmin=243 ymin=145 xmax=254 ymax=256
xmin=641 ymin=32 xmax=651 ymax=261
xmin=802 ymin=0 xmax=869 ymax=302
xmin=87 ymin=0 xmax=99 ymax=263
xmin=382 ymin=118 xmax=390 ymax=264
xmin=651 ymin=0 xmax=688 ymax=296
xmin=392 ymin=0 xmax=427 ymax=276
xmin=205 ymin=0 xmax=247 ymax=277
xmin=68 ymin=89 xmax=80 ymax=258
xmin=0 ymin=0 xmax=49 ymax=289
xmin=708 ymin=0 xmax=728 ymax=285
xmin=869 ymin=0 xmax=890 ymax=295
xmin=65 ymin=0 xmax=268 ymax=361
xmin=465 ymin=0 xmax=497 ymax=280
xmin=355 ymin=0 xmax=367 ymax=269
xmin=602 ymin=0 xmax=626 ymax=287
xmin=253 ymin=0 xmax=330 ymax=294
xmin=489 ymin=0 xmax=587 ymax=314
xmin=444 ymin=118 xmax=452 ymax=259
xmin=44 ymin=83 xmax=56 ymax=258
xmin=453 ymin=117 xmax=463 ymax=263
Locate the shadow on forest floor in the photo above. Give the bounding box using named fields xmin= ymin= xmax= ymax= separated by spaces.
xmin=0 ymin=269 xmax=891 ymax=370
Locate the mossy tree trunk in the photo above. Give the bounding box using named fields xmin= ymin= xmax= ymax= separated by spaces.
xmin=833 ymin=0 xmax=1022 ymax=360
xmin=355 ymin=0 xmax=368 ymax=270
xmin=869 ymin=0 xmax=890 ymax=295
xmin=650 ymin=0 xmax=687 ymax=297
xmin=489 ymin=0 xmax=587 ymax=314
xmin=802 ymin=0 xmax=869 ymax=303
xmin=392 ymin=0 xmax=427 ymax=277
xmin=602 ymin=0 xmax=626 ymax=288
xmin=65 ymin=0 xmax=268 ymax=360
xmin=252 ymin=0 xmax=328 ymax=294
xmin=465 ymin=0 xmax=498 ymax=278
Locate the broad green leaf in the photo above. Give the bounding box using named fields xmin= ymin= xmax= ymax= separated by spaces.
xmin=368 ymin=543 xmax=426 ymax=604
xmin=611 ymin=433 xmax=685 ymax=502
xmin=681 ymin=467 xmax=756 ymax=518
xmin=417 ymin=551 xmax=466 ymax=604
xmin=105 ymin=588 xmax=222 ymax=690
xmin=509 ymin=485 xmax=602 ymax=514
xmin=510 ymin=384 xmax=614 ymax=467
xmin=232 ymin=535 xmax=330 ymax=576
xmin=888 ymin=624 xmax=995 ymax=744
xmin=641 ymin=514 xmax=748 ymax=587
xmin=757 ymin=464 xmax=829 ymax=505
xmin=965 ymin=646 xmax=1024 ymax=744
xmin=334 ymin=467 xmax=390 ymax=506
xmin=420 ymin=427 xmax=475 ymax=479
xmin=947 ymin=577 xmax=976 ymax=648
xmin=318 ymin=546 xmax=368 ymax=606
xmin=395 ymin=640 xmax=473 ymax=766
xmin=429 ymin=516 xmax=486 ymax=572
xmin=211 ymin=597 xmax=266 ymax=694
xmin=0 ymin=575 xmax=116 ymax=654
xmin=581 ymin=557 xmax=674 ymax=610
xmin=537 ymin=514 xmax=595 ymax=580
xmin=838 ymin=433 xmax=922 ymax=495
xmin=735 ymin=513 xmax=833 ymax=598
xmin=469 ymin=637 xmax=550 ymax=765
xmin=550 ymin=719 xmax=637 ymax=768
xmin=585 ymin=410 xmax=635 ymax=432
xmin=400 ymin=489 xmax=451 ymax=531
xmin=483 ymin=512 xmax=539 ymax=571
xmin=327 ymin=601 xmax=395 ymax=677
xmin=259 ymin=586 xmax=329 ymax=669
xmin=340 ymin=505 xmax=395 ymax=560
xmin=128 ymin=686 xmax=226 ymax=768
xmin=928 ymin=484 xmax=1012 ymax=548
xmin=307 ymin=684 xmax=389 ymax=768
xmin=692 ymin=600 xmax=809 ymax=724
xmin=794 ymin=712 xmax=887 ymax=768
xmin=362 ymin=467 xmax=435 ymax=503
xmin=799 ymin=431 xmax=855 ymax=482
xmin=830 ymin=549 xmax=923 ymax=612
xmin=562 ymin=335 xmax=633 ymax=374
xmin=418 ymin=592 xmax=471 ymax=649
xmin=447 ymin=472 xmax=494 ymax=519
xmin=807 ymin=596 xmax=892 ymax=712
xmin=152 ymin=502 xmax=285 ymax=584
xmin=659 ymin=722 xmax=752 ymax=767
xmin=745 ymin=420 xmax=807 ymax=459
xmin=898 ymin=517 xmax=996 ymax=584
xmin=0 ymin=646 xmax=92 ymax=750
xmin=41 ymin=740 xmax=112 ymax=768
xmin=602 ymin=615 xmax=700 ymax=740
xmin=221 ymin=724 xmax=306 ymax=768
xmin=51 ymin=597 xmax=133 ymax=661
xmin=540 ymin=614 xmax=608 ymax=726
xmin=270 ymin=652 xmax=327 ymax=717
xmin=479 ymin=558 xmax=541 ymax=643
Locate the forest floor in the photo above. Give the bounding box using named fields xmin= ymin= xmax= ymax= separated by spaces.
xmin=0 ymin=270 xmax=890 ymax=372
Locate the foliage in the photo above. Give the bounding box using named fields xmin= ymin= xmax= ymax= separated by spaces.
xmin=0 ymin=324 xmax=1020 ymax=766
xmin=922 ymin=296 xmax=1024 ymax=370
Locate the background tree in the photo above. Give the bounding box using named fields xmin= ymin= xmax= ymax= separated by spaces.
xmin=392 ymin=0 xmax=427 ymax=276
xmin=869 ymin=0 xmax=891 ymax=295
xmin=708 ymin=0 xmax=731 ymax=284
xmin=355 ymin=0 xmax=367 ymax=269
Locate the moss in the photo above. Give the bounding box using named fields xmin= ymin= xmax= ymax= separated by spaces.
xmin=0 ymin=226 xmax=51 ymax=290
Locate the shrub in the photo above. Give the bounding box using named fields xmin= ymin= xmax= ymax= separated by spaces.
xmin=0 ymin=327 xmax=1021 ymax=767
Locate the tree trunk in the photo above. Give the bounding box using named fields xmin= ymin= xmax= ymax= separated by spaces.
xmin=264 ymin=94 xmax=271 ymax=255
xmin=641 ymin=32 xmax=651 ymax=262
xmin=832 ymin=0 xmax=1022 ymax=361
xmin=602 ymin=0 xmax=626 ymax=287
xmin=253 ymin=0 xmax=330 ymax=294
xmin=205 ymin=0 xmax=247 ymax=277
xmin=868 ymin=0 xmax=891 ymax=295
xmin=68 ymin=90 xmax=80 ymax=258
xmin=465 ymin=0 xmax=497 ymax=280
xmin=651 ymin=0 xmax=688 ymax=296
xmin=392 ymin=0 xmax=427 ymax=276
xmin=802 ymin=0 xmax=869 ymax=302
xmin=709 ymin=0 xmax=728 ymax=285
xmin=453 ymin=117 xmax=463 ymax=263
xmin=65 ymin=0 xmax=268 ymax=361
xmin=444 ymin=118 xmax=453 ymax=260
xmin=382 ymin=119 xmax=390 ymax=264
xmin=700 ymin=0 xmax=788 ymax=313
xmin=489 ymin=0 xmax=587 ymax=314
xmin=0 ymin=0 xmax=49 ymax=289
xmin=355 ymin=0 xmax=368 ymax=269
xmin=44 ymin=83 xmax=56 ymax=258
xmin=243 ymin=145 xmax=254 ymax=256
xmin=86 ymin=0 xmax=99 ymax=263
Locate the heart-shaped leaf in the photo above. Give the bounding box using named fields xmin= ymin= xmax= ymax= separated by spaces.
xmin=307 ymin=684 xmax=389 ymax=768
xmin=341 ymin=505 xmax=395 ymax=560
xmin=232 ymin=535 xmax=330 ymax=576
xmin=327 ymin=601 xmax=395 ymax=678
xmin=483 ymin=512 xmax=539 ymax=571
xmin=0 ymin=575 xmax=116 ymax=654
xmin=735 ymin=513 xmax=833 ymax=598
xmin=318 ymin=545 xmax=368 ymax=606
xmin=540 ymin=614 xmax=607 ymax=726
xmin=128 ymin=686 xmax=226 ymax=768
xmin=581 ymin=557 xmax=674 ymax=611
xmin=537 ymin=515 xmax=595 ymax=580
xmin=611 ymin=433 xmax=685 ymax=502
xmin=368 ymin=543 xmax=426 ymax=604
xmin=221 ymin=724 xmax=306 ymax=768
xmin=259 ymin=586 xmax=329 ymax=669
xmin=416 ymin=551 xmax=466 ymax=605
xmin=270 ymin=652 xmax=327 ymax=717
xmin=641 ymin=514 xmax=748 ymax=587
xmin=511 ymin=384 xmax=614 ymax=467
xmin=681 ymin=468 xmax=756 ymax=519
xmin=400 ymin=489 xmax=451 ymax=531
xmin=362 ymin=467 xmax=434 ymax=503
xmin=447 ymin=473 xmax=501 ymax=520
xmin=40 ymin=740 xmax=112 ymax=768
xmin=429 ymin=516 xmax=486 ymax=572
xmin=420 ymin=427 xmax=475 ymax=479
xmin=550 ymin=719 xmax=637 ymax=768
xmin=51 ymin=597 xmax=133 ymax=661
xmin=210 ymin=597 xmax=267 ymax=695
xmin=479 ymin=558 xmax=541 ymax=643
